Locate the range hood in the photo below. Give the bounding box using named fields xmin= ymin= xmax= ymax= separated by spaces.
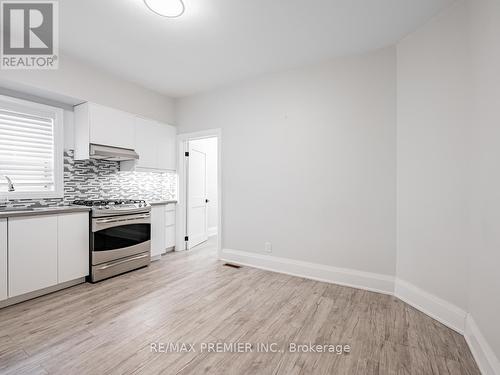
xmin=89 ymin=144 xmax=139 ymax=162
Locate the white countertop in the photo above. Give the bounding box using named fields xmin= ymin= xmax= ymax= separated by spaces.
xmin=0 ymin=206 xmax=91 ymax=218
xmin=149 ymin=200 xmax=178 ymax=206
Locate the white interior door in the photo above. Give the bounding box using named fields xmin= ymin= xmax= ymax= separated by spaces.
xmin=187 ymin=141 xmax=208 ymax=249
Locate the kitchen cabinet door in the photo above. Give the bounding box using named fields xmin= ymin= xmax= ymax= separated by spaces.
xmin=8 ymin=216 xmax=58 ymax=297
xmin=0 ymin=219 xmax=7 ymax=301
xmin=134 ymin=117 xmax=160 ymax=169
xmin=158 ymin=124 xmax=177 ymax=170
xmin=88 ymin=103 xmax=135 ymax=149
xmin=58 ymin=213 xmax=89 ymax=283
xmin=165 ymin=204 xmax=176 ymax=249
xmin=165 ymin=207 xmax=175 ymax=226
xmin=151 ymin=205 xmax=166 ymax=258
xmin=165 ymin=226 xmax=176 ymax=249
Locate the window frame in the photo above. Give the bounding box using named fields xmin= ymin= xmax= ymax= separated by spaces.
xmin=0 ymin=95 xmax=64 ymax=200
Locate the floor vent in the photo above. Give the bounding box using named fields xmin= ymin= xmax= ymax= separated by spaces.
xmin=223 ymin=263 xmax=242 ymax=269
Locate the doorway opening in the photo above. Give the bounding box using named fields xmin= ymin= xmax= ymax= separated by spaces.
xmin=176 ymin=129 xmax=221 ymax=256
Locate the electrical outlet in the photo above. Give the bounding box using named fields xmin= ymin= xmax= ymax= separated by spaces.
xmin=264 ymin=242 xmax=272 ymax=253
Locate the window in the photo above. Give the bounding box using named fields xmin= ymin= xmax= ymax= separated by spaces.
xmin=0 ymin=95 xmax=64 ymax=199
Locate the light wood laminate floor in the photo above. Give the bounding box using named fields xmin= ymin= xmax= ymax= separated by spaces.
xmin=0 ymin=240 xmax=480 ymax=375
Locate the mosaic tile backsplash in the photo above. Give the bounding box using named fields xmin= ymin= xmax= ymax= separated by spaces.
xmin=0 ymin=149 xmax=177 ymax=208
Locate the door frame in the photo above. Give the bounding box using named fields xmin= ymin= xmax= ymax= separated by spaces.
xmin=176 ymin=128 xmax=222 ymax=258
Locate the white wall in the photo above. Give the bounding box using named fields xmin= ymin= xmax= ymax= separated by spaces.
xmin=397 ymin=1 xmax=500 ymax=371
xmin=468 ymin=0 xmax=500 ymax=365
xmin=177 ymin=47 xmax=397 ymax=277
xmin=396 ymin=1 xmax=472 ymax=310
xmin=0 ymin=53 xmax=175 ymax=124
xmin=189 ymin=137 xmax=218 ymax=236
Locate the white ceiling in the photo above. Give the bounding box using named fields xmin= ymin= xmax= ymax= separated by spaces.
xmin=60 ymin=0 xmax=455 ymax=98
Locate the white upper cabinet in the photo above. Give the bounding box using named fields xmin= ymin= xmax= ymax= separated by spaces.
xmin=74 ymin=102 xmax=135 ymax=159
xmin=158 ymin=123 xmax=177 ymax=170
xmin=74 ymin=102 xmax=176 ymax=169
xmin=134 ymin=117 xmax=161 ymax=169
xmin=0 ymin=219 xmax=7 ymax=301
xmin=89 ymin=103 xmax=135 ymax=149
xmin=125 ymin=117 xmax=176 ymax=171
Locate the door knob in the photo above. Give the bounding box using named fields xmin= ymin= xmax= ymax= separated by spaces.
xmin=205 ymin=199 xmax=209 ymax=203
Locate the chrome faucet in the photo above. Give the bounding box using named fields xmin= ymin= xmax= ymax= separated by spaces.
xmin=1 ymin=175 xmax=15 ymax=192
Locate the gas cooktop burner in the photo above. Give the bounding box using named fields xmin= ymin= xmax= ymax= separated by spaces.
xmin=72 ymin=199 xmax=151 ymax=217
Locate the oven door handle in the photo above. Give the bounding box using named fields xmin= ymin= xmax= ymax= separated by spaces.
xmin=95 ymin=213 xmax=150 ymax=224
xmin=93 ymin=213 xmax=151 ymax=232
xmin=96 ymin=253 xmax=150 ymax=270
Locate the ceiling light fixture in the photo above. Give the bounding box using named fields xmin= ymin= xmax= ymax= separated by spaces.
xmin=143 ymin=0 xmax=185 ymax=18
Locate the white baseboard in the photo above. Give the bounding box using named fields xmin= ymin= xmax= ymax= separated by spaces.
xmin=395 ymin=279 xmax=500 ymax=375
xmin=220 ymin=248 xmax=395 ymax=295
xmin=208 ymin=226 xmax=218 ymax=237
xmin=395 ymin=278 xmax=467 ymax=334
xmin=465 ymin=315 xmax=500 ymax=375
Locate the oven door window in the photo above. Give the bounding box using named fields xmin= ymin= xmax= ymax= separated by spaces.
xmin=93 ymin=224 xmax=151 ymax=252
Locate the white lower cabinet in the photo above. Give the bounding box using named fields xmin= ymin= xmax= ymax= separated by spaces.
xmin=165 ymin=204 xmax=176 ymax=249
xmin=58 ymin=213 xmax=89 ymax=283
xmin=151 ymin=205 xmax=166 ymax=258
xmin=0 ymin=219 xmax=7 ymax=301
xmin=6 ymin=212 xmax=89 ymax=299
xmin=8 ymin=216 xmax=59 ymax=298
xmin=151 ymin=203 xmax=176 ymax=260
xmin=165 ymin=226 xmax=176 ymax=249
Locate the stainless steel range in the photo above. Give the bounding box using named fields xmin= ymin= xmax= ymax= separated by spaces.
xmin=72 ymin=199 xmax=151 ymax=282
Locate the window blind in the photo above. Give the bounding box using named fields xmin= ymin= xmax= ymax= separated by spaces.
xmin=0 ymin=108 xmax=56 ymax=192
